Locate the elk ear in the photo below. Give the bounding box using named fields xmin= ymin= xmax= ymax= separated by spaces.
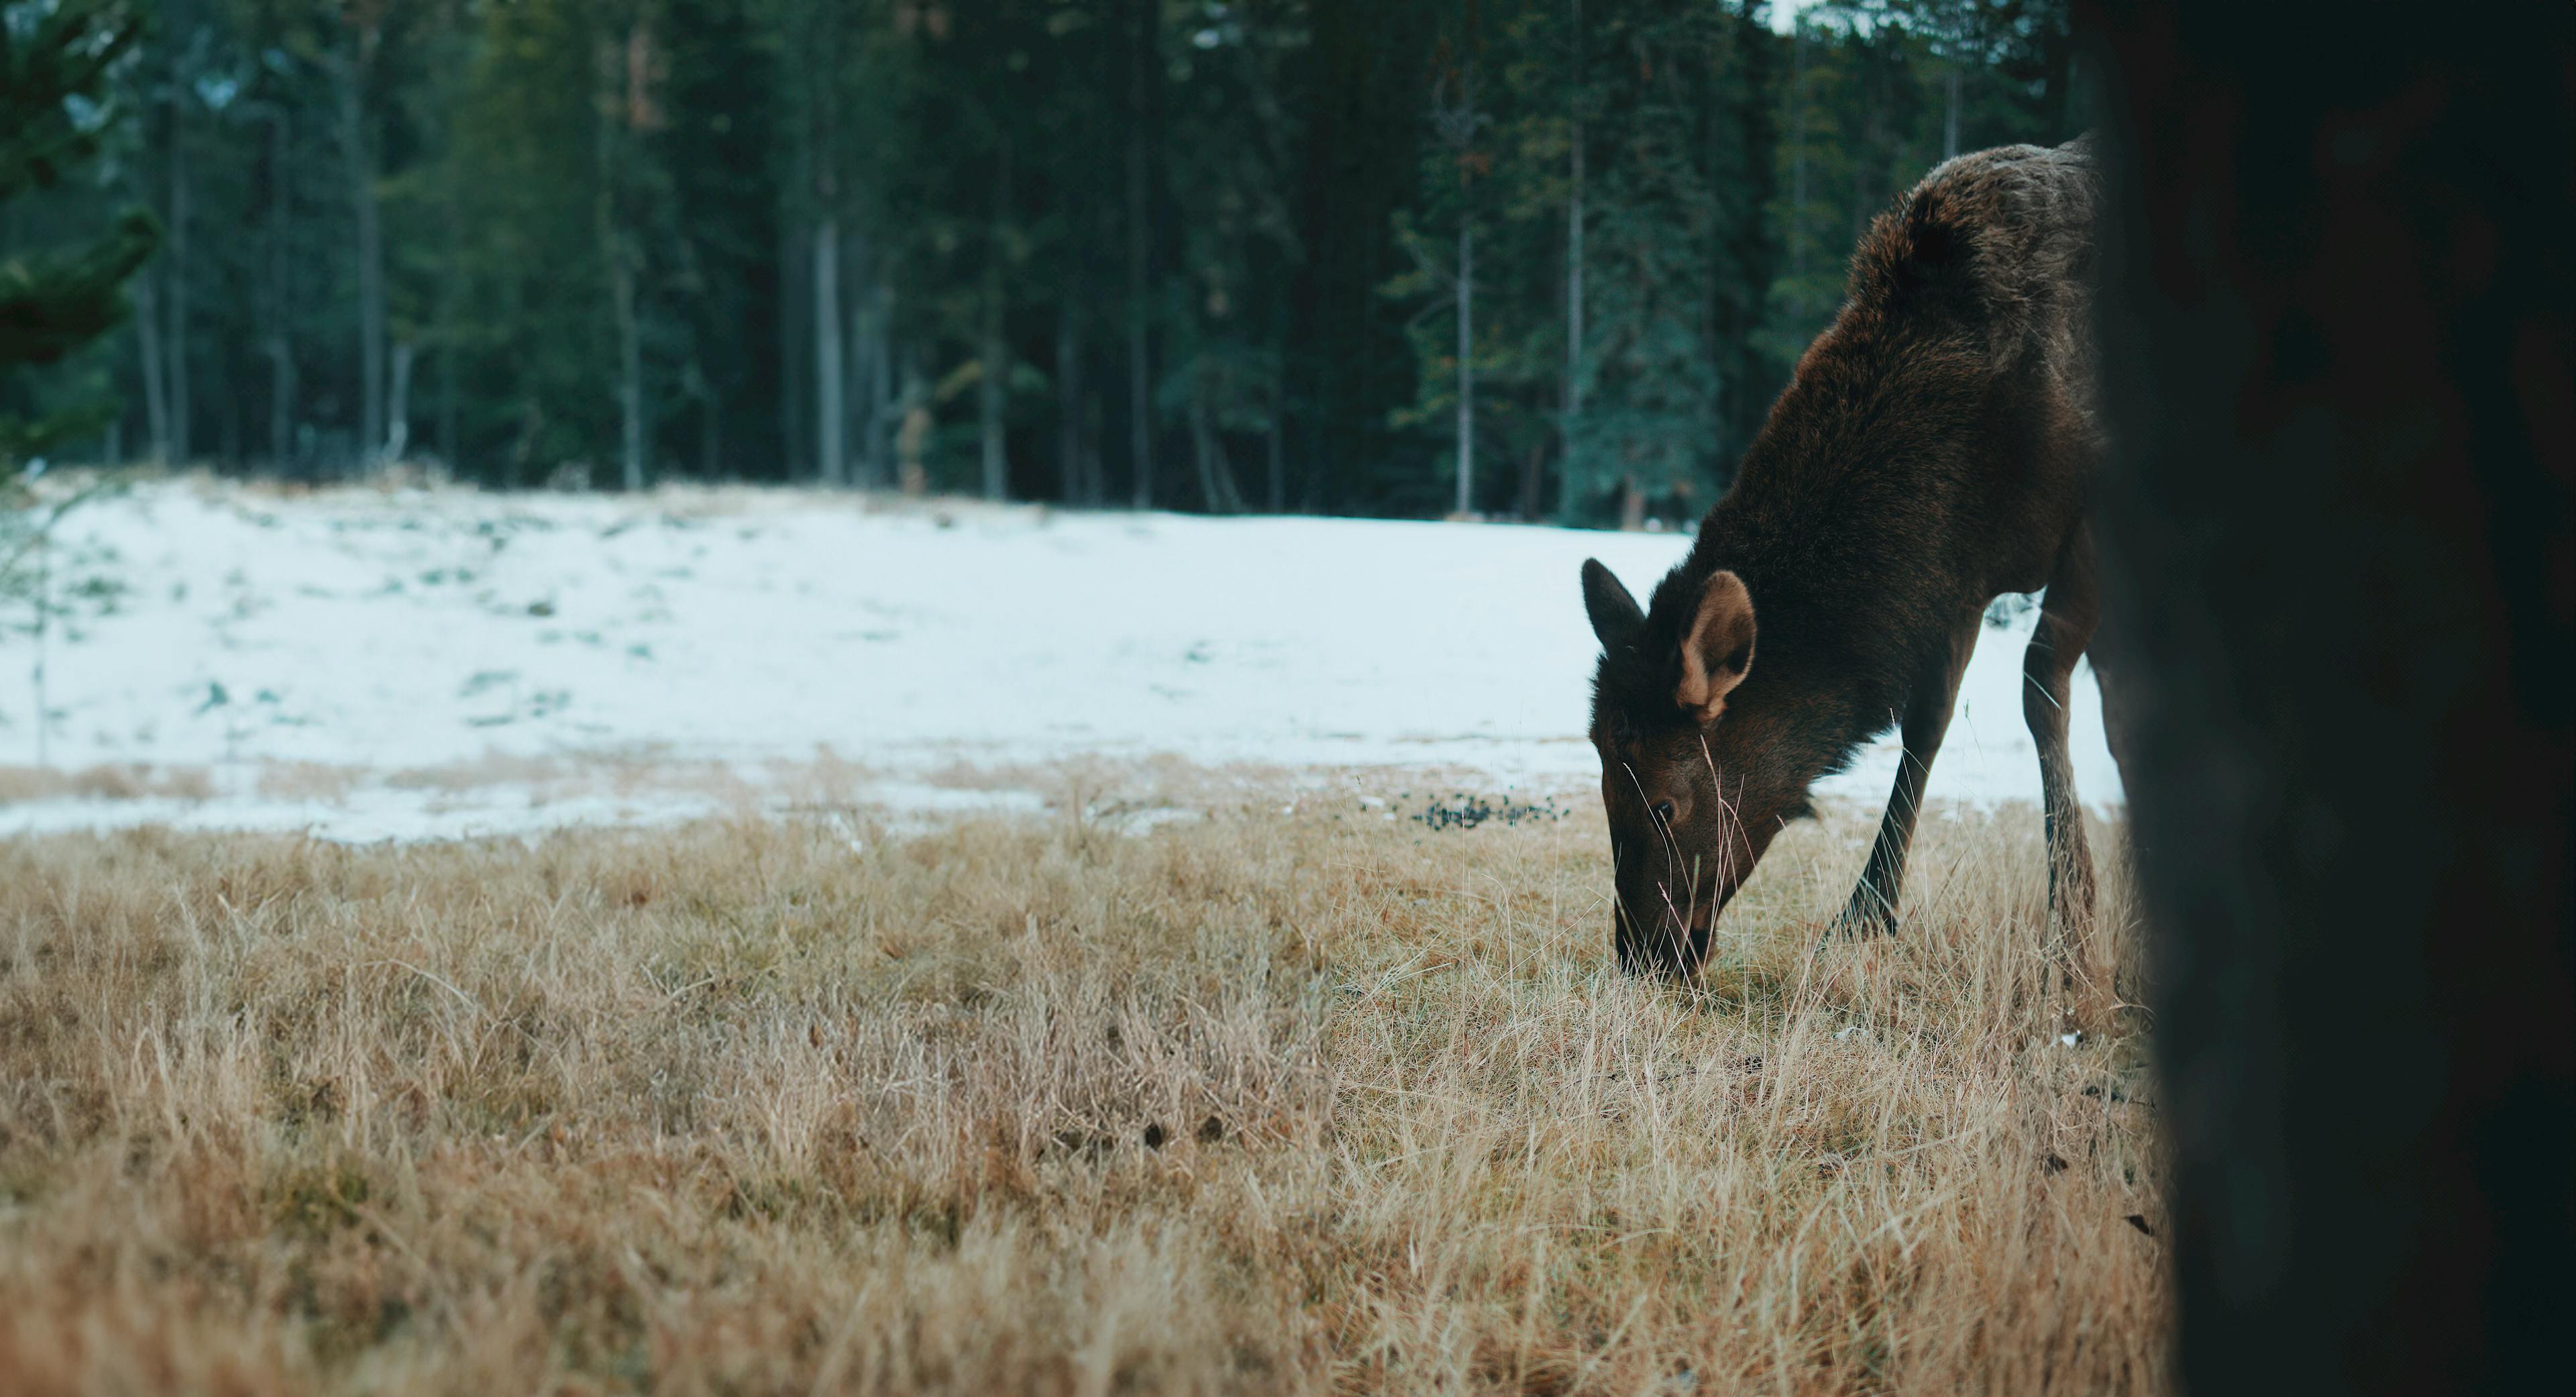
xmin=1580 ymin=559 xmax=1644 ymax=647
xmin=1674 ymin=570 xmax=1756 ymax=723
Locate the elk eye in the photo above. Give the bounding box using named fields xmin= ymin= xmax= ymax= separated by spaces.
xmin=1652 ymin=800 xmax=1676 ymax=825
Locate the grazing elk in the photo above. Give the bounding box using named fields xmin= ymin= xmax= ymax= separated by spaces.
xmin=1580 ymin=137 xmax=2129 ymax=990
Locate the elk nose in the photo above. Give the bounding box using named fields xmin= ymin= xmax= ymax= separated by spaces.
xmin=1652 ymin=800 xmax=1675 ymax=825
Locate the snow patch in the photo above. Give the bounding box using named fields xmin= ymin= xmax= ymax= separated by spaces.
xmin=0 ymin=478 xmax=2121 ymax=838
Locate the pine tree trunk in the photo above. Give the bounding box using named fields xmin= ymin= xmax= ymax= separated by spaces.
xmin=1618 ymin=475 xmax=1644 ymax=531
xmin=598 ymin=46 xmax=645 ymax=495
xmin=1057 ymin=305 xmax=1085 ymax=503
xmin=980 ymin=257 xmax=1008 ymax=501
xmin=386 ymin=340 xmax=413 ymax=463
xmin=266 ymin=334 xmax=294 ymax=473
xmin=845 ymin=252 xmax=876 ymax=486
xmin=1126 ymin=0 xmax=1156 ymax=509
xmin=1566 ymin=123 xmax=1583 ymax=413
xmin=980 ymin=136 xmax=1011 ymax=503
xmin=1790 ymin=28 xmax=1807 ymax=284
xmin=1943 ymin=68 xmax=1961 ymax=160
xmin=1849 ymin=109 xmax=1872 ymax=249
xmin=1189 ymin=365 xmax=1221 ymax=513
xmin=700 ymin=378 xmax=720 ymax=478
xmin=132 ymin=267 xmax=169 ymax=465
xmin=166 ymin=58 xmax=191 ymax=466
xmin=339 ymin=43 xmax=385 ymax=466
xmin=845 ymin=299 xmax=873 ymax=484
xmin=435 ymin=115 xmax=461 ymax=466
xmin=1266 ymin=356 xmax=1286 ymax=513
xmin=780 ymin=223 xmax=808 ymax=478
xmin=1565 ymin=0 xmax=1585 ymax=427
xmin=612 ymin=256 xmax=643 ymax=490
xmin=1454 ymin=216 xmax=1474 ymax=517
xmin=218 ymin=383 xmax=239 ymax=471
xmin=896 ymin=345 xmax=929 ymax=496
xmin=267 ymin=109 xmax=294 ymax=472
xmin=1187 ymin=359 xmax=1243 ymax=514
xmin=813 ymin=217 xmax=845 ymax=486
xmin=868 ymin=290 xmax=896 ymax=486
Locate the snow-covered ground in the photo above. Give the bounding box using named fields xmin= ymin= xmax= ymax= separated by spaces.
xmin=0 ymin=477 xmax=2117 ymax=839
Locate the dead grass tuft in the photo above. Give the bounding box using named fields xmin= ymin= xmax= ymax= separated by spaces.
xmin=0 ymin=793 xmax=2164 ymax=1394
xmin=0 ymin=763 xmax=216 ymax=805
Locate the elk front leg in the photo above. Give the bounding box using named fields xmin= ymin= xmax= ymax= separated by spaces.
xmin=1835 ymin=625 xmax=1976 ymax=937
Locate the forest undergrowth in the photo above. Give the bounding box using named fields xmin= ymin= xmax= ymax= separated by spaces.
xmin=0 ymin=781 xmax=2166 ymax=1394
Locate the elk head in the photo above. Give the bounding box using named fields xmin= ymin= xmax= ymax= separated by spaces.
xmin=1582 ymin=558 xmax=1812 ymax=978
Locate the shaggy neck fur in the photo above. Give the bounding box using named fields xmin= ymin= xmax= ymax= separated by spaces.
xmin=1629 ymin=174 xmax=2012 ymax=788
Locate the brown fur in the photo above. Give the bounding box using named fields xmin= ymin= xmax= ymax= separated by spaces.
xmin=1580 ymin=137 xmax=2127 ymax=992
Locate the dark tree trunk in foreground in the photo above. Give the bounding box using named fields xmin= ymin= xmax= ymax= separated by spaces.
xmin=2082 ymin=7 xmax=2573 ymax=1394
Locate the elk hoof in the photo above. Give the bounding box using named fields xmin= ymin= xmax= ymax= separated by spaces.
xmin=1831 ymin=900 xmax=1899 ymax=939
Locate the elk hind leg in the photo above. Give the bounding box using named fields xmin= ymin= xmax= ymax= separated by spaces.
xmin=2025 ymin=531 xmax=2105 ymax=1024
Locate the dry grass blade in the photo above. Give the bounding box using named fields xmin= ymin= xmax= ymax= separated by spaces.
xmin=0 ymin=790 xmax=2164 ymax=1394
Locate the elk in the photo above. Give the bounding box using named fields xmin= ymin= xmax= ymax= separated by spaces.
xmin=1580 ymin=138 xmax=2129 ymax=994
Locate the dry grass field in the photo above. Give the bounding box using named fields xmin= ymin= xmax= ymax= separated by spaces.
xmin=0 ymin=778 xmax=2167 ymax=1395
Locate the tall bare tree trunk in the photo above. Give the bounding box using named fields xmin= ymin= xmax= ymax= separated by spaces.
xmin=804 ymin=1 xmax=842 ymax=484
xmin=266 ymin=337 xmax=294 ymax=472
xmin=1443 ymin=52 xmax=1479 ymax=519
xmin=217 ymin=379 xmax=239 ymax=470
xmin=611 ymin=256 xmax=643 ymax=490
xmin=979 ymin=136 xmax=1012 ymax=502
xmin=1125 ymin=0 xmax=1155 ymax=509
xmin=1849 ymin=107 xmax=1874 ymax=248
xmin=167 ymin=54 xmax=191 ymax=465
xmin=780 ymin=223 xmax=808 ymax=476
xmin=979 ymin=260 xmax=1007 ymax=501
xmin=599 ymin=34 xmax=645 ymax=494
xmin=1565 ymin=0 xmax=1585 ymax=427
xmin=1057 ymin=305 xmax=1086 ymax=503
xmin=813 ymin=217 xmax=845 ymax=486
xmin=1266 ymin=355 xmax=1286 ymax=513
xmin=895 ymin=347 xmax=929 ymax=495
xmin=868 ymin=288 xmax=895 ymax=486
xmin=436 ymin=115 xmax=461 ymax=466
xmin=132 ymin=268 xmax=169 ymax=464
xmin=1790 ymin=27 xmax=1808 ymax=283
xmin=386 ymin=341 xmax=413 ymax=463
xmin=845 ymin=246 xmax=878 ymax=486
xmin=845 ymin=296 xmax=871 ymax=484
xmin=338 ymin=39 xmax=386 ymax=466
xmin=1942 ymin=67 xmax=1961 ymax=160
xmin=267 ymin=110 xmax=294 ymax=472
xmin=1454 ymin=214 xmax=1474 ymax=517
xmin=1187 ymin=358 xmax=1243 ymax=514
xmin=694 ymin=362 xmax=720 ymax=478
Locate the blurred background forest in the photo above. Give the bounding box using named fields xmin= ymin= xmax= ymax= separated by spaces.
xmin=3 ymin=0 xmax=2085 ymax=525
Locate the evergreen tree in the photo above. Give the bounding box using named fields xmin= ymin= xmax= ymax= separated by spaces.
xmin=1559 ymin=0 xmax=1727 ymax=527
xmin=1 ymin=0 xmax=159 ymax=470
xmin=0 ymin=0 xmax=2080 ymax=515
